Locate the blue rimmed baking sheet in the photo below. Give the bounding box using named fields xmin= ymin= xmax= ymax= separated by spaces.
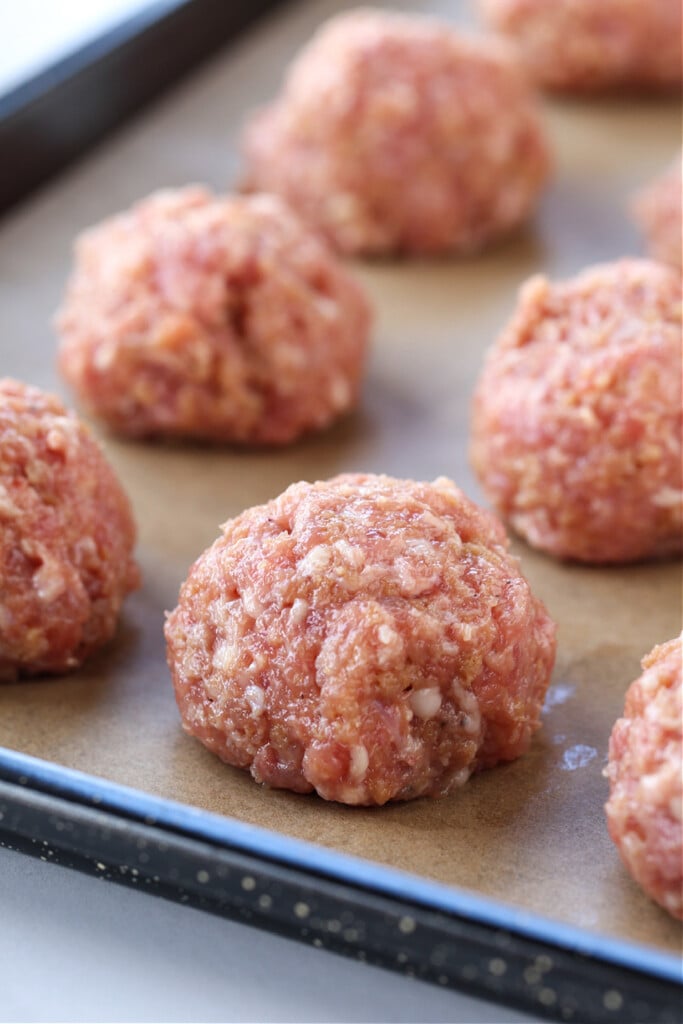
xmin=0 ymin=2 xmax=681 ymax=1021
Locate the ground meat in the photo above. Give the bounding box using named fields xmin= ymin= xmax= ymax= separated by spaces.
xmin=632 ymin=153 xmax=682 ymax=270
xmin=0 ymin=379 xmax=139 ymax=680
xmin=165 ymin=473 xmax=556 ymax=806
xmin=56 ymin=188 xmax=371 ymax=444
xmin=478 ymin=0 xmax=682 ymax=93
xmin=470 ymin=259 xmax=682 ymax=564
xmin=242 ymin=8 xmax=551 ymax=256
xmin=605 ymin=636 xmax=682 ymax=920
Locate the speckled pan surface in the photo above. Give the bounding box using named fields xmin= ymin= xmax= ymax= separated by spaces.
xmin=0 ymin=0 xmax=680 ymax=958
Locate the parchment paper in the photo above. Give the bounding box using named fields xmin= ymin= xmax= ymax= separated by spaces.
xmin=0 ymin=0 xmax=680 ymax=955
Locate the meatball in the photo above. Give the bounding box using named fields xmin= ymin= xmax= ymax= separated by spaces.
xmin=165 ymin=473 xmax=556 ymax=806
xmin=478 ymin=0 xmax=682 ymax=93
xmin=605 ymin=636 xmax=682 ymax=920
xmin=632 ymin=153 xmax=682 ymax=270
xmin=0 ymin=379 xmax=139 ymax=680
xmin=470 ymin=260 xmax=682 ymax=564
xmin=242 ymin=9 xmax=551 ymax=256
xmin=56 ymin=188 xmax=371 ymax=444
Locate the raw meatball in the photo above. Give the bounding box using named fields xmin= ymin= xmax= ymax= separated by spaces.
xmin=165 ymin=473 xmax=556 ymax=806
xmin=56 ymin=188 xmax=371 ymax=444
xmin=0 ymin=379 xmax=139 ymax=680
xmin=242 ymin=8 xmax=551 ymax=256
xmin=632 ymin=154 xmax=682 ymax=270
xmin=605 ymin=636 xmax=682 ymax=920
xmin=479 ymin=0 xmax=682 ymax=93
xmin=470 ymin=259 xmax=682 ymax=563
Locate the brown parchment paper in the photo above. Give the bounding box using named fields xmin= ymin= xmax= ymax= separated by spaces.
xmin=0 ymin=0 xmax=681 ymax=955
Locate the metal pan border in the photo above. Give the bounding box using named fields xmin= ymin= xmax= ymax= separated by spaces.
xmin=0 ymin=746 xmax=679 ymax=1024
xmin=0 ymin=0 xmax=286 ymax=215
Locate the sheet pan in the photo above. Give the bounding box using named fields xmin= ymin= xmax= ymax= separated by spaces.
xmin=0 ymin=1 xmax=681 ymax=1019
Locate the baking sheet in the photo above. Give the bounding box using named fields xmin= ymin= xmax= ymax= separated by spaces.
xmin=0 ymin=0 xmax=681 ymax=959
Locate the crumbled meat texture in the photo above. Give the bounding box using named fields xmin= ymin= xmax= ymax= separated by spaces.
xmin=242 ymin=8 xmax=550 ymax=256
xmin=0 ymin=379 xmax=139 ymax=680
xmin=606 ymin=635 xmax=682 ymax=920
xmin=470 ymin=259 xmax=682 ymax=563
xmin=56 ymin=188 xmax=371 ymax=443
xmin=632 ymin=153 xmax=682 ymax=270
xmin=479 ymin=0 xmax=682 ymax=92
xmin=165 ymin=473 xmax=557 ymax=806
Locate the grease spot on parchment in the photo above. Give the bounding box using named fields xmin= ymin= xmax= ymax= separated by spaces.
xmin=542 ymin=682 xmax=575 ymax=713
xmin=561 ymin=744 xmax=598 ymax=771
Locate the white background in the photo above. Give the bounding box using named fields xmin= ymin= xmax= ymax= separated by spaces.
xmin=0 ymin=0 xmax=154 ymax=95
xmin=0 ymin=846 xmax=536 ymax=1023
